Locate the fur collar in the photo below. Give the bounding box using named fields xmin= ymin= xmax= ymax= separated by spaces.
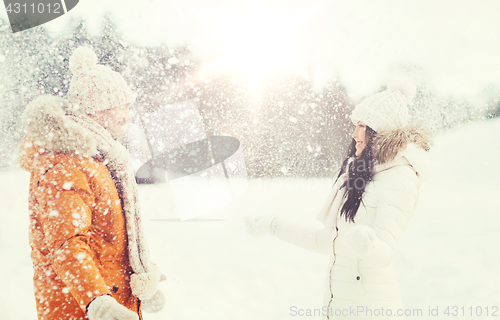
xmin=21 ymin=95 xmax=98 ymax=157
xmin=371 ymin=124 xmax=433 ymax=181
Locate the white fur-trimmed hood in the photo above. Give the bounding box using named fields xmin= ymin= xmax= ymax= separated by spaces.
xmin=398 ymin=142 xmax=431 ymax=181
xmin=21 ymin=95 xmax=98 ymax=157
xmin=372 ymin=124 xmax=433 ymax=181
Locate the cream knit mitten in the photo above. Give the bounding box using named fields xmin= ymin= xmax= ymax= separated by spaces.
xmin=87 ymin=295 xmax=139 ymax=320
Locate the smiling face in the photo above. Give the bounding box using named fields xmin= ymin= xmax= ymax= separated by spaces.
xmin=352 ymin=120 xmax=368 ymax=157
xmin=88 ymin=104 xmax=132 ymax=141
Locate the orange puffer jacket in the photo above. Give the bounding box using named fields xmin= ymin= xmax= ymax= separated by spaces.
xmin=20 ymin=138 xmax=142 ymax=320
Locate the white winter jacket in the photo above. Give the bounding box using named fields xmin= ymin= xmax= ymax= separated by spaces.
xmin=272 ymin=124 xmax=432 ymax=320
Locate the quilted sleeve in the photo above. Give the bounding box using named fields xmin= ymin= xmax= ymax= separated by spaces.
xmin=35 ymin=163 xmax=112 ymax=312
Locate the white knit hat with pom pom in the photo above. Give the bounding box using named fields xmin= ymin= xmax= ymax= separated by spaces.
xmin=68 ymin=46 xmax=136 ymax=114
xmin=350 ymin=77 xmax=416 ymax=133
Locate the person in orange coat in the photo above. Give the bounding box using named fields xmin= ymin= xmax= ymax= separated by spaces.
xmin=19 ymin=47 xmax=166 ymax=320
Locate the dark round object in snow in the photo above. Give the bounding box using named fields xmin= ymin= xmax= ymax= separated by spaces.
xmin=135 ymin=136 xmax=240 ymax=184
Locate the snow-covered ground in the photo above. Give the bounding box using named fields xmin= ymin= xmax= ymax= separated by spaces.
xmin=1 ymin=117 xmax=499 ymax=320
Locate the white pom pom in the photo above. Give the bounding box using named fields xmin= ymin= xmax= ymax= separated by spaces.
xmin=69 ymin=46 xmax=97 ymax=73
xmin=388 ymin=76 xmax=416 ymax=102
xmin=130 ymin=263 xmax=161 ymax=300
xmin=141 ymin=290 xmax=166 ymax=313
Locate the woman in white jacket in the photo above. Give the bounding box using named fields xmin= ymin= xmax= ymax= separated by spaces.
xmin=245 ymin=79 xmax=432 ymax=319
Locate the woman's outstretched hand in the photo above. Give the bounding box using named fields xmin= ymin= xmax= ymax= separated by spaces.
xmin=243 ymin=215 xmax=278 ymax=236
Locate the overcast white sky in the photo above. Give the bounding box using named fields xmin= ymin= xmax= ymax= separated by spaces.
xmin=2 ymin=0 xmax=500 ymax=107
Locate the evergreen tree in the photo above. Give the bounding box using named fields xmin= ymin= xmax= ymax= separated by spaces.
xmin=0 ymin=23 xmax=51 ymax=167
xmin=97 ymin=15 xmax=125 ymax=72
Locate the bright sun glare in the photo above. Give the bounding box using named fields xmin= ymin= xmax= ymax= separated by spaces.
xmin=197 ymin=4 xmax=308 ymax=89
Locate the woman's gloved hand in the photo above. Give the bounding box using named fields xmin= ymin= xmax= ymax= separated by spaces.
xmin=342 ymin=225 xmax=377 ymax=259
xmin=243 ymin=215 xmax=278 ymax=236
xmin=87 ymin=295 xmax=139 ymax=320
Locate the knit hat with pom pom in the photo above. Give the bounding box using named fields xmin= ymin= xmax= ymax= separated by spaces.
xmin=350 ymin=77 xmax=416 ymax=133
xmin=68 ymin=46 xmax=136 ymax=114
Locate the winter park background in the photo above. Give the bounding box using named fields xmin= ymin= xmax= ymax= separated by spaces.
xmin=1 ymin=0 xmax=500 ymax=319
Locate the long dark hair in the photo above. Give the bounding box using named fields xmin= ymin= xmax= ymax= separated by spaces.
xmin=335 ymin=125 xmax=377 ymax=223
